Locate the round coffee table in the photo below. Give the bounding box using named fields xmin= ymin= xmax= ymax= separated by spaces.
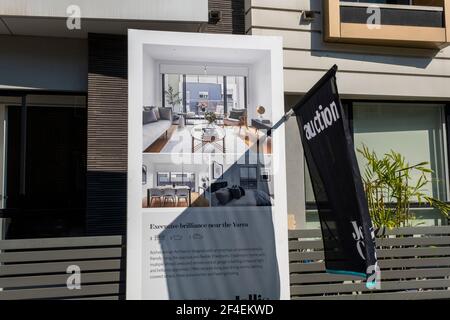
xmin=191 ymin=124 xmax=226 ymax=153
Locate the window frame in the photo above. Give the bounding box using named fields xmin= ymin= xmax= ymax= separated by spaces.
xmin=161 ymin=74 xmax=248 ymax=114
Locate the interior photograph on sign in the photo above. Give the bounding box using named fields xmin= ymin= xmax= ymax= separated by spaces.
xmin=139 ymin=33 xmax=278 ymax=210
xmin=142 ymin=51 xmax=273 ymax=156
xmin=142 ymin=153 xmax=274 ymax=208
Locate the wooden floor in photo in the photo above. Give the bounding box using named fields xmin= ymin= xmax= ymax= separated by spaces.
xmin=144 ymin=125 xmax=272 ymax=154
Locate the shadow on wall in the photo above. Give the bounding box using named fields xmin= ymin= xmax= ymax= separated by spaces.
xmin=309 ymin=0 xmax=438 ymax=68
xmin=231 ymin=0 xmax=246 ymax=34
xmin=155 ymin=150 xmax=281 ymax=300
xmin=87 ymin=171 xmax=127 ymax=236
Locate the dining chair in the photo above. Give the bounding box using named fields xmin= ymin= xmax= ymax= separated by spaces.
xmin=148 ymin=188 xmax=163 ymax=207
xmin=162 ymin=188 xmax=176 ymax=206
xmin=176 ymin=188 xmax=190 ymax=207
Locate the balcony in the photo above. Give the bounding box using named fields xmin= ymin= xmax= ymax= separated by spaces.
xmin=324 ymin=0 xmax=450 ymax=49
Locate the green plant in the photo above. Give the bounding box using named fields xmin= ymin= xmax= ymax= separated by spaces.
xmin=357 ymin=144 xmax=450 ymax=229
xmin=164 ymin=85 xmax=182 ymax=109
xmin=204 ymin=111 xmax=217 ymax=124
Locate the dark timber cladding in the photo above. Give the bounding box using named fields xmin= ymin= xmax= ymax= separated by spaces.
xmin=205 ymin=0 xmax=245 ymax=34
xmin=87 ymin=34 xmax=128 ymax=236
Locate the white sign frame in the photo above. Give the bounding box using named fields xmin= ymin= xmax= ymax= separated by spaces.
xmin=127 ymin=29 xmax=289 ymax=300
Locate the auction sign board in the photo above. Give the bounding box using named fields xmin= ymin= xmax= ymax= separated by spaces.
xmin=127 ymin=30 xmax=289 ymax=300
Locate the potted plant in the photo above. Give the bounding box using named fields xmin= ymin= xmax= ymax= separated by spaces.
xmin=204 ymin=111 xmax=217 ymax=127
xmin=358 ymin=144 xmax=450 ymax=230
xmin=164 ymin=85 xmax=182 ymax=111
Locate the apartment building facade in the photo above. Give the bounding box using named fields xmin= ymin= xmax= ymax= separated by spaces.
xmin=245 ymin=0 xmax=450 ymax=229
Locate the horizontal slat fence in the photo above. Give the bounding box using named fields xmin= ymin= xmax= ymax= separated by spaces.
xmin=0 ymin=236 xmax=125 ymax=300
xmin=289 ymin=226 xmax=450 ymax=300
xmin=2 ymin=227 xmax=450 ymax=300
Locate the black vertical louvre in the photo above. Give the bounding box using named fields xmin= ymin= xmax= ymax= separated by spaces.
xmin=87 ymin=34 xmax=128 ymax=236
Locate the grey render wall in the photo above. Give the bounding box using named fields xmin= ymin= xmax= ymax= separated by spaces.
xmin=0 ymin=35 xmax=87 ymax=91
xmin=245 ymin=0 xmax=450 ymax=228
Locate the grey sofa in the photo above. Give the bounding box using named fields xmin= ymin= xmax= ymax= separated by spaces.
xmin=143 ymin=107 xmax=172 ymax=151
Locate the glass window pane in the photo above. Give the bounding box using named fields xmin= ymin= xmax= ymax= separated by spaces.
xmin=353 ymin=102 xmax=447 ymax=201
xmin=226 ymin=76 xmax=246 ymax=110
xmin=164 ymin=74 xmax=184 ymax=113
xmin=158 ymin=172 xmax=170 ymax=184
xmin=186 ymin=75 xmax=224 ymax=115
xmin=171 ymin=173 xmax=183 ymax=183
xmin=249 ymin=167 xmax=257 ymax=179
xmin=410 ymin=208 xmax=447 ymax=227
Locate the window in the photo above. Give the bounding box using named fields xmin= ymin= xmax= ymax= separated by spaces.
xmin=353 ymin=102 xmax=447 ymax=201
xmin=1 ymin=94 xmax=87 ymax=239
xmin=163 ymin=74 xmax=184 ymax=113
xmin=240 ymin=166 xmax=258 ymax=189
xmin=163 ymin=74 xmax=247 ymax=116
xmin=226 ymin=76 xmax=247 ymax=111
xmin=185 ymin=75 xmax=223 ymax=115
xmin=305 ymin=101 xmax=449 ymax=227
xmin=157 ymin=172 xmax=170 ymax=186
xmin=199 ymin=91 xmax=209 ymax=100
xmin=157 ymin=172 xmax=196 ymax=191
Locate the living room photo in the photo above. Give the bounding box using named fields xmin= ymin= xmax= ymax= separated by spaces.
xmin=141 ymin=42 xmax=275 ymax=156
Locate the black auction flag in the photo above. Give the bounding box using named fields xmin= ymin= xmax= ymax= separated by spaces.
xmin=292 ymin=65 xmax=378 ymax=287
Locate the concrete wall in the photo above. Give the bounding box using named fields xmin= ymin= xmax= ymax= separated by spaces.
xmin=245 ymin=0 xmax=450 ymax=228
xmin=0 ymin=35 xmax=87 ymax=92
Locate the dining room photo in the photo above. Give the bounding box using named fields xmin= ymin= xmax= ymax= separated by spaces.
xmin=142 ymin=153 xmax=211 ymax=208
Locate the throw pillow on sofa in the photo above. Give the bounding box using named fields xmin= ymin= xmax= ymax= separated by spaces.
xmin=229 ymin=185 xmax=243 ymax=199
xmin=159 ymin=108 xmax=172 ymax=121
xmin=215 ymin=188 xmax=232 ymax=205
xmin=143 ymin=109 xmax=158 ymax=124
xmin=152 ymin=107 xmax=161 ymax=120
